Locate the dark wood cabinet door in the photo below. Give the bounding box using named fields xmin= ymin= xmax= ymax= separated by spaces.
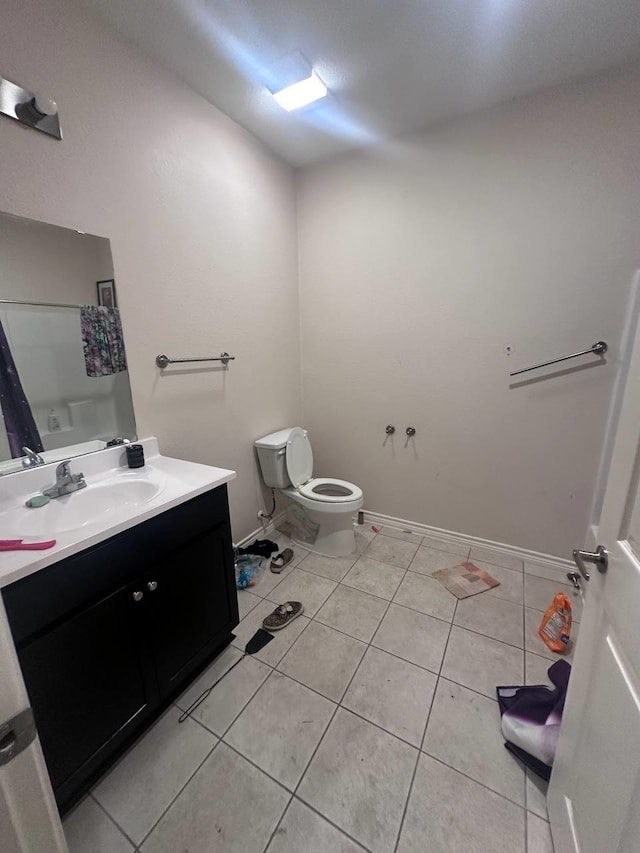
xmin=18 ymin=583 xmax=157 ymax=794
xmin=147 ymin=523 xmax=238 ymax=696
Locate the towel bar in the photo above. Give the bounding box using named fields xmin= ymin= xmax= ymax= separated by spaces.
xmin=510 ymin=341 xmax=607 ymax=377
xmin=155 ymin=353 xmax=235 ymax=369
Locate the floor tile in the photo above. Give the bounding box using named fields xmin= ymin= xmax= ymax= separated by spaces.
xmin=454 ymin=593 xmax=524 ymax=647
xmin=363 ymin=534 xmax=419 ymax=568
xmin=528 ymin=812 xmax=555 ymax=853
xmin=420 ymin=534 xmax=470 ymax=557
xmin=423 ymin=678 xmax=525 ymax=806
xmin=469 ymin=547 xmax=523 ymax=572
xmin=524 ymin=607 xmax=578 ymax=663
xmin=526 ymin=769 xmax=549 ymax=820
xmin=298 ymin=551 xmax=358 ymax=582
xmin=253 ymin=560 xmax=297 ymax=598
xmin=92 ymin=707 xmax=216 ymax=845
xmin=372 ymin=603 xmax=450 ymax=673
xmin=175 ymin=645 xmax=271 ymax=735
xmin=354 ymin=525 xmax=377 ymax=554
xmin=524 ymin=574 xmax=583 ymax=621
xmin=315 ymin=584 xmax=388 ymax=642
xmin=378 ymin=526 xmax=423 ymax=545
xmin=140 ymin=743 xmax=289 ymax=853
xmin=267 ymin=798 xmax=366 ymax=852
xmin=231 ymin=599 xmax=310 ymax=666
xmin=278 ymin=621 xmax=366 ymax=701
xmin=397 ymin=753 xmax=526 ymax=853
xmin=64 ymin=797 xmax=134 ymax=853
xmin=393 ymin=571 xmax=456 ymax=622
xmin=342 ymin=646 xmax=437 ymax=746
xmin=524 ymin=560 xmax=574 ymax=585
xmin=478 ymin=562 xmax=524 ymax=605
xmin=266 ymin=568 xmax=337 ymax=616
xmin=226 ymin=672 xmax=335 ymax=789
xmin=441 ymin=626 xmax=524 ymax=699
xmin=408 ymin=545 xmax=464 ymax=576
xmin=237 ymin=589 xmax=262 ymax=620
xmin=298 ymin=708 xmax=417 ymax=853
xmin=342 ymin=556 xmax=405 ymax=600
xmin=525 ymin=652 xmax=554 ymax=686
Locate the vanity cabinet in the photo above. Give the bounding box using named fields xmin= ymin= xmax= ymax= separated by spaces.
xmin=2 ymin=485 xmax=238 ymax=814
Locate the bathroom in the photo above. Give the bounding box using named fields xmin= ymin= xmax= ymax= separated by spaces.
xmin=0 ymin=0 xmax=639 ymax=851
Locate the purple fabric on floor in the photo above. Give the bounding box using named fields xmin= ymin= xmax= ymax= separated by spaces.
xmin=0 ymin=319 xmax=44 ymax=458
xmin=497 ymin=659 xmax=571 ymax=781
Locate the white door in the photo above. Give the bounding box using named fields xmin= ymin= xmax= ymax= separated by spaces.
xmin=0 ymin=598 xmax=67 ymax=853
xmin=548 ymin=302 xmax=640 ymax=852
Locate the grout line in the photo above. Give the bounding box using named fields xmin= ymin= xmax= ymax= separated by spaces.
xmin=134 ymin=740 xmax=219 ymax=848
xmin=88 ymin=792 xmax=139 ymax=850
xmin=282 ymin=796 xmax=375 ymax=853
xmin=393 ymin=596 xmax=460 ymax=852
xmin=418 ymin=750 xmax=529 ymax=814
xmin=263 ymin=564 xmax=408 ymax=852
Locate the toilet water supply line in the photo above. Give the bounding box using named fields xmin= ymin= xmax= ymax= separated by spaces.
xmin=258 ymin=489 xmax=276 ymax=524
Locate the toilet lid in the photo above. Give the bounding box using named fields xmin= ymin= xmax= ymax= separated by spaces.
xmin=286 ymin=427 xmax=313 ymax=488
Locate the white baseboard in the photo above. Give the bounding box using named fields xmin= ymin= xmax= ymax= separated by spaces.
xmin=234 ymin=511 xmax=287 ymax=549
xmin=360 ymin=509 xmax=574 ymax=572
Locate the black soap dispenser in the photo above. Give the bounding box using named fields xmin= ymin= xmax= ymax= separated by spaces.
xmin=126 ymin=443 xmax=145 ymax=469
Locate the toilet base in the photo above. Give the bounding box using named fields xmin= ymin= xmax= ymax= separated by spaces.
xmin=286 ymin=501 xmax=357 ymax=557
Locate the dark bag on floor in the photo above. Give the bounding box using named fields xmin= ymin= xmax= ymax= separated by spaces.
xmin=496 ymin=659 xmax=571 ymax=781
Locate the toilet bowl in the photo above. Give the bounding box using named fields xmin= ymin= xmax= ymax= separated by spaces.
xmin=254 ymin=427 xmax=363 ymax=557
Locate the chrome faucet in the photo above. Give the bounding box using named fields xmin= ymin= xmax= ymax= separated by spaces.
xmin=42 ymin=461 xmax=87 ymax=499
xmin=22 ymin=446 xmax=45 ymax=468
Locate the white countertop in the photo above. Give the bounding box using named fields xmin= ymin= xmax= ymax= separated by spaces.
xmin=0 ymin=437 xmax=235 ymax=589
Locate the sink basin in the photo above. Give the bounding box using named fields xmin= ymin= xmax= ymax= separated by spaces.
xmin=0 ymin=478 xmax=161 ymax=539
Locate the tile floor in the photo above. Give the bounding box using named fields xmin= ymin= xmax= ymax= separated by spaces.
xmin=63 ymin=527 xmax=579 ymax=852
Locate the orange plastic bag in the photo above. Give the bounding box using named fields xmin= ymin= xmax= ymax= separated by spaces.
xmin=538 ymin=592 xmax=572 ymax=653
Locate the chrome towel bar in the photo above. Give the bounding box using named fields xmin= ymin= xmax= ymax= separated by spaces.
xmin=156 ymin=352 xmax=235 ymax=369
xmin=510 ymin=341 xmax=607 ymax=377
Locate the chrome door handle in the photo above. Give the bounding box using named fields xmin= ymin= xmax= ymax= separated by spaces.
xmin=572 ymin=545 xmax=608 ymax=581
xmin=147 ymin=581 xmax=158 ymax=591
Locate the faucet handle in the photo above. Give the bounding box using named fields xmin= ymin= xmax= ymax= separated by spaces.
xmin=55 ymin=460 xmax=72 ymax=478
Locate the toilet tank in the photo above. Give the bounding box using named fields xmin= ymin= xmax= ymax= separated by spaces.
xmin=254 ymin=428 xmax=295 ymax=489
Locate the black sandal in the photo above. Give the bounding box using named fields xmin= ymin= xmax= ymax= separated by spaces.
xmin=238 ymin=539 xmax=278 ymax=558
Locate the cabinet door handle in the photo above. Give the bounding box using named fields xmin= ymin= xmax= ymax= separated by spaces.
xmin=132 ymin=590 xmax=144 ymax=602
xmin=147 ymin=581 xmax=158 ymax=592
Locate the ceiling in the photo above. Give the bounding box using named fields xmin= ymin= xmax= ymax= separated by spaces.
xmin=84 ymin=0 xmax=640 ymax=166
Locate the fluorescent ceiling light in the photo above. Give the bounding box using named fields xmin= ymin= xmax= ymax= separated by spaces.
xmin=272 ymin=71 xmax=327 ymax=111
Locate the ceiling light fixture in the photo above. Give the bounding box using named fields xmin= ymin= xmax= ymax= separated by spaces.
xmin=272 ymin=71 xmax=327 ymax=112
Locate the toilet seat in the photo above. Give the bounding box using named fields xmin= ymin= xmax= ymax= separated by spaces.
xmin=298 ymin=477 xmax=363 ymax=503
xmin=284 ymin=429 xmax=361 ymax=505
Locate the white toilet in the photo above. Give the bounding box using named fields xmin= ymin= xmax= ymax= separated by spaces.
xmin=255 ymin=427 xmax=363 ymax=557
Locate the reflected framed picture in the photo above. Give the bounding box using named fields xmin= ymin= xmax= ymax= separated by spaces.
xmin=96 ymin=279 xmax=116 ymax=308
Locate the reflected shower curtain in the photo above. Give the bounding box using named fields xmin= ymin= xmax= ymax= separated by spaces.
xmin=0 ymin=319 xmax=44 ymax=458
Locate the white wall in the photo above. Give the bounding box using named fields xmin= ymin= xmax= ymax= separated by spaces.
xmin=297 ymin=64 xmax=640 ymax=558
xmin=0 ymin=0 xmax=300 ymax=539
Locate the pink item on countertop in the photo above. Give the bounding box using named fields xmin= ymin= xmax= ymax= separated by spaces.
xmin=0 ymin=539 xmax=56 ymax=551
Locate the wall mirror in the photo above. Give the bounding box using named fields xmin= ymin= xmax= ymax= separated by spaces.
xmin=0 ymin=211 xmax=136 ymax=475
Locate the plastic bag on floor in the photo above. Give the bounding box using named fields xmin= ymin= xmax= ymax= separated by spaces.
xmin=235 ymin=553 xmax=266 ymax=589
